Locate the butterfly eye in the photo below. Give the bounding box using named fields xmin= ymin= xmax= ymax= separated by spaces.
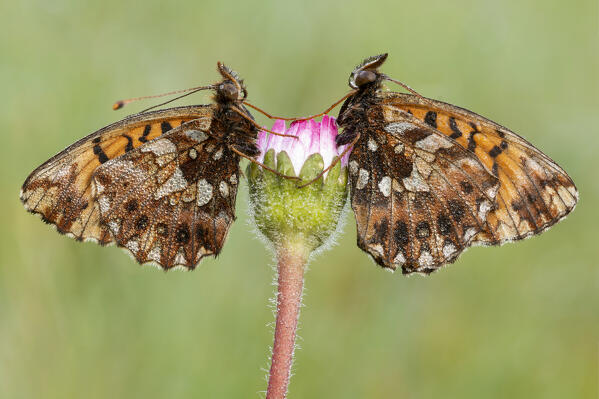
xmin=219 ymin=81 xmax=239 ymax=101
xmin=352 ymin=70 xmax=377 ymax=88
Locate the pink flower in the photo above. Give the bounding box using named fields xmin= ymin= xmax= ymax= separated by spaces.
xmin=257 ymin=116 xmax=350 ymax=177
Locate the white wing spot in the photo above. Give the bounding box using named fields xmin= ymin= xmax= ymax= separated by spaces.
xmin=141 ymin=139 xmax=176 ymax=156
xmin=98 ymin=196 xmax=111 ymax=214
xmin=443 ymin=242 xmax=456 ymax=259
xmin=478 ymin=200 xmax=492 ymax=220
xmin=108 ymin=220 xmax=120 ymax=235
xmin=189 ymin=148 xmax=197 ymax=160
xmin=524 ymin=158 xmax=545 ymax=175
xmin=174 ymin=248 xmax=187 ymax=265
xmin=229 ymin=174 xmax=238 ymax=185
xmin=219 ymin=181 xmax=229 ymax=198
xmin=378 ymin=176 xmax=391 ymax=197
xmin=418 ymin=251 xmax=434 ymax=267
xmin=485 ymin=184 xmax=499 ymax=199
xmin=126 ymin=239 xmax=139 ymax=253
xmin=349 ymin=160 xmax=359 ymax=175
xmin=94 ymin=179 xmax=105 ymax=195
xmin=196 ymin=179 xmax=213 ymax=206
xmin=154 ymin=168 xmax=188 ymax=200
xmin=464 ymin=228 xmax=477 ymax=242
xmin=185 ymin=130 xmax=208 ymax=143
xmin=213 ymin=147 xmax=224 ymax=161
xmin=356 ymin=168 xmax=369 ymax=189
xmin=367 ymin=138 xmax=378 ymax=152
xmin=148 ymin=246 xmax=161 ymax=262
xmin=403 ymin=168 xmax=429 ymax=192
xmin=369 ymin=244 xmax=385 ymax=259
xmin=385 ymin=122 xmax=416 ymax=135
xmin=414 ymin=134 xmax=453 ymax=152
xmin=394 ymin=143 xmax=404 ymax=154
xmin=393 ymin=251 xmax=406 ymax=265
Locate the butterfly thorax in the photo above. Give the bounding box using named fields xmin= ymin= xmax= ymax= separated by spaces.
xmin=210 ymin=103 xmax=259 ymax=157
xmin=336 ymin=83 xmax=382 ymax=145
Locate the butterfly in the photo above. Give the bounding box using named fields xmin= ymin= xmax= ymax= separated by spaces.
xmin=329 ymin=53 xmax=578 ymax=274
xmin=21 ymin=62 xmax=293 ymax=270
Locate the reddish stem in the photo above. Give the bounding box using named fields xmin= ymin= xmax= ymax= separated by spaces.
xmin=266 ymin=246 xmax=307 ymax=399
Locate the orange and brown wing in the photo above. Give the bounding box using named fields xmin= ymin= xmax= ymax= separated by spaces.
xmin=348 ymin=112 xmax=499 ymax=274
xmin=92 ymin=120 xmax=240 ymax=269
xmin=380 ymin=92 xmax=578 ymax=244
xmin=20 ymin=105 xmax=214 ymax=244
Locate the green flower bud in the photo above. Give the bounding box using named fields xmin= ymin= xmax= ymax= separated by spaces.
xmin=247 ymin=117 xmax=350 ymax=253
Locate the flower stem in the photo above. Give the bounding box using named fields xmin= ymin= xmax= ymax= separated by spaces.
xmin=266 ymin=242 xmax=308 ymax=399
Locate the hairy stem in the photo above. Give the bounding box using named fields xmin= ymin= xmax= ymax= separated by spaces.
xmin=266 ymin=243 xmax=308 ymax=399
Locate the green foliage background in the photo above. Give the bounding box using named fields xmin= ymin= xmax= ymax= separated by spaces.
xmin=1 ymin=0 xmax=597 ymax=398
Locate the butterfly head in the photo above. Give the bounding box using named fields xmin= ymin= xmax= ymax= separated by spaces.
xmin=215 ymin=62 xmax=247 ymax=103
xmin=349 ymin=53 xmax=388 ymax=90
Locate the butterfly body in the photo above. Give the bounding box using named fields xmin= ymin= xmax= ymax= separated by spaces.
xmin=337 ymin=54 xmax=578 ymax=274
xmin=21 ymin=63 xmax=259 ymax=269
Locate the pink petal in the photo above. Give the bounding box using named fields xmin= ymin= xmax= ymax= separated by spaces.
xmin=339 ymin=144 xmax=351 ymax=167
xmin=280 ymin=121 xmax=298 ymax=154
xmin=264 ymin=119 xmax=288 ymax=157
xmin=271 ymin=119 xmax=287 ymax=135
xmin=304 ymin=119 xmax=320 ymax=156
xmin=287 ymin=121 xmax=310 ymax=174
xmin=257 ymin=129 xmax=268 ymax=162
xmin=322 ymin=116 xmax=341 ymax=173
xmin=258 ymin=116 xmax=351 ymax=176
xmin=321 ymin=116 xmax=339 ymax=156
xmin=325 ymin=116 xmax=351 ymax=167
xmin=265 ymin=121 xmax=287 ymax=155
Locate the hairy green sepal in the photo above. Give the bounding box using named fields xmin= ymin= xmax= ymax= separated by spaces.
xmin=248 ymin=149 xmax=348 ymax=251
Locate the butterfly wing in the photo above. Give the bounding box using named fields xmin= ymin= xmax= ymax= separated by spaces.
xmin=20 ymin=105 xmax=212 ymax=244
xmin=92 ymin=119 xmax=240 ymax=269
xmin=346 ymin=108 xmax=500 ymax=274
xmin=380 ymin=93 xmax=578 ymax=244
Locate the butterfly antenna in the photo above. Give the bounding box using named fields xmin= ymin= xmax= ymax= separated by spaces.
xmin=381 ymin=75 xmax=424 ymax=96
xmin=112 ymin=85 xmax=216 ymax=111
xmin=382 ymin=75 xmax=440 ymax=108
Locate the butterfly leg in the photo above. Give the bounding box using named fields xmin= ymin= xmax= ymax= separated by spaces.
xmin=229 ymin=146 xmax=300 ymax=181
xmin=242 ymin=102 xmax=298 ymax=121
xmin=244 ymin=90 xmax=357 ymax=122
xmin=230 ymin=106 xmax=299 ymax=139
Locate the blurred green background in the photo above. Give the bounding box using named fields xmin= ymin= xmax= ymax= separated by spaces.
xmin=1 ymin=0 xmax=597 ymax=398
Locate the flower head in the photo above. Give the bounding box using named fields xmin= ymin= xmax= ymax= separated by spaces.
xmin=247 ymin=116 xmax=350 ymax=252
xmin=256 ymin=115 xmax=350 ymax=178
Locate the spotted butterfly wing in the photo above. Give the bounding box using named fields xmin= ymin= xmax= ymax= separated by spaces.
xmin=379 ymin=92 xmax=578 ymax=244
xmin=20 ymin=106 xmax=211 ymax=244
xmin=21 ymin=62 xmax=261 ymax=269
xmin=337 ymin=53 xmax=578 ymax=274
xmin=92 ymin=119 xmax=240 ymax=269
xmin=345 ymin=109 xmax=500 ymax=273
